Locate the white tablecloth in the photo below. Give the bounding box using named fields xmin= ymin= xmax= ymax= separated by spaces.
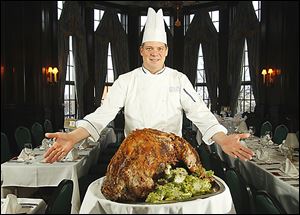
xmin=79 ymin=176 xmax=235 ymax=214
xmin=1 ymin=127 xmax=116 ymax=214
xmin=201 ymin=134 xmax=299 ymax=214
xmin=1 ymin=198 xmax=46 ymax=214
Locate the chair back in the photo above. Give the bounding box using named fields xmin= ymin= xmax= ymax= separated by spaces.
xmin=225 ymin=168 xmax=252 ymax=214
xmin=273 ymin=124 xmax=289 ymax=144
xmin=196 ymin=143 xmax=212 ymax=171
xmin=31 ymin=122 xmax=45 ymax=148
xmin=260 ymin=121 xmax=272 ymax=137
xmin=252 ymin=190 xmax=286 ymax=214
xmin=14 ymin=126 xmax=32 ymax=152
xmin=1 ymin=132 xmax=11 ymax=163
xmin=45 ymin=179 xmax=73 ymax=214
xmin=44 ymin=119 xmax=53 ymax=133
xmin=210 ymin=153 xmax=228 ymax=181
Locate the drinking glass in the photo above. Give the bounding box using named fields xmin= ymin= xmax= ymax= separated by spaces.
xmin=248 ymin=126 xmax=256 ymax=139
xmin=264 ymin=131 xmax=272 ymax=141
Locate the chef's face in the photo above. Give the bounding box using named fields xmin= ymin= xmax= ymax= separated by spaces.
xmin=140 ymin=41 xmax=168 ymax=74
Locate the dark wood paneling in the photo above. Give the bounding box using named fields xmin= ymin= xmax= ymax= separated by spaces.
xmin=1 ymin=1 xmax=299 ymax=154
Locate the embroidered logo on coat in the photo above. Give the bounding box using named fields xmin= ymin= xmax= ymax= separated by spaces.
xmin=169 ymin=86 xmax=180 ymax=92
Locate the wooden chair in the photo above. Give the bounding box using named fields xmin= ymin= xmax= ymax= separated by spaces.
xmin=45 ymin=179 xmax=73 ymax=214
xmin=1 ymin=132 xmax=11 ymax=163
xmin=260 ymin=121 xmax=272 ymax=137
xmin=44 ymin=119 xmax=54 ymax=133
xmin=14 ymin=126 xmax=32 ymax=152
xmin=273 ymin=124 xmax=289 ymax=145
xmin=252 ymin=189 xmax=286 ymax=214
xmin=225 ymin=168 xmax=253 ymax=214
xmin=31 ymin=122 xmax=45 ymax=147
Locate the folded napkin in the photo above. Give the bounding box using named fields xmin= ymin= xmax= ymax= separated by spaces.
xmin=17 ymin=149 xmax=35 ymax=162
xmin=279 ymin=158 xmax=299 ymax=177
xmin=62 ymin=148 xmax=79 ymax=161
xmin=255 ymin=148 xmax=270 ymax=161
xmin=260 ymin=135 xmax=274 ymax=146
xmin=1 ymin=194 xmax=22 ymax=214
xmin=236 ymin=121 xmax=248 ymax=133
xmin=78 ymin=139 xmax=89 ymax=150
xmin=40 ymin=138 xmax=52 ymax=150
xmin=279 ymin=143 xmax=290 ymax=154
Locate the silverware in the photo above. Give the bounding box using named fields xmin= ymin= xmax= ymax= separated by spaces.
xmin=21 ymin=205 xmax=34 ymax=208
xmin=266 ymin=168 xmax=281 ymax=171
xmin=20 ymin=203 xmax=38 ymax=206
xmin=256 ymin=162 xmax=280 ymax=165
xmin=279 ymin=177 xmax=299 ymax=181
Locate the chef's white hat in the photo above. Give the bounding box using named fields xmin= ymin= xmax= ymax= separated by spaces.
xmin=142 ymin=7 xmax=167 ymax=44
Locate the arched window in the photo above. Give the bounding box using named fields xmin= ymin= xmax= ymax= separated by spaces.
xmin=57 ymin=1 xmax=78 ymax=119
xmin=101 ymin=43 xmax=115 ymax=104
xmin=64 ymin=36 xmax=77 ymax=119
xmin=237 ymin=39 xmax=256 ymax=113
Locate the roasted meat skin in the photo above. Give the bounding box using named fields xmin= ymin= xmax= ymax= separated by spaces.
xmin=101 ymin=128 xmax=206 ymax=202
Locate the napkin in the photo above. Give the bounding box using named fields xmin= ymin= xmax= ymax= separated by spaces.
xmin=255 ymin=148 xmax=270 ymax=161
xmin=17 ymin=149 xmax=35 ymax=162
xmin=40 ymin=138 xmax=52 ymax=150
xmin=279 ymin=158 xmax=299 ymax=177
xmin=1 ymin=194 xmax=22 ymax=214
xmin=78 ymin=139 xmax=89 ymax=150
xmin=236 ymin=121 xmax=248 ymax=133
xmin=285 ymin=133 xmax=299 ymax=149
xmin=62 ymin=148 xmax=79 ymax=161
xmin=260 ymin=135 xmax=274 ymax=146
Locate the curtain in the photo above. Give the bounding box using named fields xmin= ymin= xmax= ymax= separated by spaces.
xmin=183 ymin=10 xmax=219 ymax=111
xmin=227 ymin=2 xmax=260 ymax=115
xmin=94 ymin=9 xmax=129 ymax=107
xmin=246 ymin=19 xmax=261 ymax=110
xmin=57 ymin=1 xmax=88 ymax=124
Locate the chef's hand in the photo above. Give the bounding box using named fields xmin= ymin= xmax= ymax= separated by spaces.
xmin=44 ymin=127 xmax=90 ymax=163
xmin=43 ymin=132 xmax=75 ymax=163
xmin=213 ymin=132 xmax=254 ymax=161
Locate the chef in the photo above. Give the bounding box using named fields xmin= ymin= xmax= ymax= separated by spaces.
xmin=44 ymin=7 xmax=254 ymax=163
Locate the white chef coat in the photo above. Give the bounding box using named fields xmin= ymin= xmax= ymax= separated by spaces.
xmin=76 ymin=66 xmax=227 ymax=145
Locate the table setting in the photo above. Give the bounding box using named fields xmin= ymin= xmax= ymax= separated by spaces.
xmin=1 ymin=194 xmax=46 ymax=214
xmin=196 ymin=125 xmax=299 ymax=214
xmin=1 ymin=126 xmax=116 ymax=214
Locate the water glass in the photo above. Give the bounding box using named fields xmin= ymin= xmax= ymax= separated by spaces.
xmin=264 ymin=131 xmax=272 ymax=141
xmin=249 ymin=126 xmax=256 ymax=138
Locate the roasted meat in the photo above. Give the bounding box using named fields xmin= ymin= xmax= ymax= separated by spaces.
xmin=101 ymin=128 xmax=207 ymax=202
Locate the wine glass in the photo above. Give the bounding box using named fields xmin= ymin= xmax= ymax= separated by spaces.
xmin=24 ymin=143 xmax=33 ymax=164
xmin=248 ymin=126 xmax=256 ymax=139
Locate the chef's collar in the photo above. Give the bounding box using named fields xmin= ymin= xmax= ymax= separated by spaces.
xmin=141 ymin=65 xmax=166 ymax=75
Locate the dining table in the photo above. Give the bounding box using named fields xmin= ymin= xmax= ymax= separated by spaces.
xmin=196 ymin=129 xmax=299 ymax=214
xmin=1 ymin=197 xmax=47 ymax=214
xmin=1 ymin=127 xmax=116 ymax=214
xmin=79 ymin=176 xmax=236 ymax=214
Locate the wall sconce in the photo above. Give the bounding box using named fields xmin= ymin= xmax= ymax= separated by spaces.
xmin=175 ymin=5 xmax=181 ymax=27
xmin=1 ymin=65 xmax=4 ymax=77
xmin=261 ymin=68 xmax=281 ymax=86
xmin=46 ymin=66 xmax=59 ymax=83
